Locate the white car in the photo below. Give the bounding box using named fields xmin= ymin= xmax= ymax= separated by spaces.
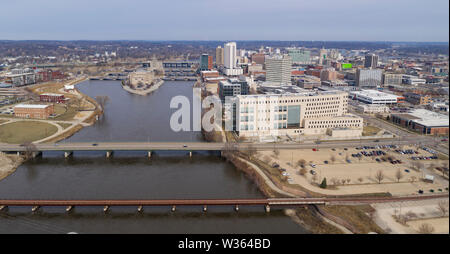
xmin=282 ymin=172 xmax=289 ymax=176
xmin=310 ymin=164 xmax=316 ymax=168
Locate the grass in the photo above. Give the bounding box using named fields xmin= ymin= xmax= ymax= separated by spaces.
xmin=57 ymin=122 xmax=72 ymax=129
xmin=294 ymin=207 xmax=343 ymax=234
xmin=54 ymin=104 xmax=67 ymax=115
xmin=0 ymin=121 xmax=58 ymax=144
xmin=321 ymin=205 xmax=385 ymax=234
xmin=0 ymin=119 xmax=8 ymax=124
xmin=52 ymin=106 xmax=79 ymax=121
xmin=362 ymin=125 xmax=382 ymax=136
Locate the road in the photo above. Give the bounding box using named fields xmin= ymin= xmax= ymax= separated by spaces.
xmin=0 ymin=138 xmax=438 ymax=153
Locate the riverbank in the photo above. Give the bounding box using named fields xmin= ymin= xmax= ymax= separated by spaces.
xmin=121 ymin=80 xmax=164 ymax=96
xmin=0 ymin=152 xmax=23 ymax=181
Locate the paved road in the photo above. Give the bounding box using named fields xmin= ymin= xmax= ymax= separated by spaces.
xmin=0 ymin=138 xmax=437 ymax=152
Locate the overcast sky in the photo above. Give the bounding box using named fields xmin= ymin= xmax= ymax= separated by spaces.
xmin=0 ymin=0 xmax=448 ymax=41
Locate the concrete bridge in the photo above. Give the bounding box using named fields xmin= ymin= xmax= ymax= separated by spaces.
xmin=0 ymin=194 xmax=446 ymax=213
xmin=0 ymin=138 xmax=435 ymax=158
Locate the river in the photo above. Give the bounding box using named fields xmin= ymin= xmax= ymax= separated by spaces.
xmin=0 ymin=80 xmax=307 ymax=234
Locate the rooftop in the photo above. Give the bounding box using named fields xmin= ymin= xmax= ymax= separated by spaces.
xmin=393 ymin=109 xmax=449 ymax=127
xmin=14 ymin=104 xmax=51 ymax=109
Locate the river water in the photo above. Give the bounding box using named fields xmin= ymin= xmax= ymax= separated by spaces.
xmin=0 ymin=80 xmax=307 ymax=234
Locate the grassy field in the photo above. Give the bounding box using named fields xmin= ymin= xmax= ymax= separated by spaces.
xmin=362 ymin=125 xmax=382 ymax=136
xmin=0 ymin=121 xmax=58 ymax=144
xmin=57 ymin=122 xmax=72 ymax=129
xmin=53 ymin=106 xmax=79 ymax=121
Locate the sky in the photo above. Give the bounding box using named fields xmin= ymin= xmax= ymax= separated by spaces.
xmin=0 ymin=0 xmax=448 ymax=41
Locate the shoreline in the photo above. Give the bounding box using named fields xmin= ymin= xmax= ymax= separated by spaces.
xmin=121 ymin=79 xmax=164 ymax=96
xmin=0 ymin=153 xmax=23 ymax=181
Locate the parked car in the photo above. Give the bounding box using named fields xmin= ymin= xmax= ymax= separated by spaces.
xmin=310 ymin=164 xmax=316 ymax=168
xmin=309 ymin=170 xmax=316 ymax=175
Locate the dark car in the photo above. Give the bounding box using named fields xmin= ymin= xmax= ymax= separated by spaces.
xmin=92 ymin=143 xmax=98 ymax=146
xmin=418 ymin=190 xmax=424 ymax=194
xmin=324 ymin=160 xmax=329 ymax=164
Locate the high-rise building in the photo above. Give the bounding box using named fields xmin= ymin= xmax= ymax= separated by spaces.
xmin=216 ymin=46 xmax=224 ymax=66
xmin=200 ymin=54 xmax=213 ymax=70
xmin=356 ymin=68 xmax=383 ymax=87
xmin=265 ymin=54 xmax=292 ymax=85
xmin=318 ymin=48 xmax=327 ymax=65
xmin=287 ymin=48 xmax=311 ymax=64
xmin=364 ymin=54 xmax=379 ymax=68
xmin=224 ymin=42 xmax=237 ymax=69
xmin=251 ymin=53 xmax=266 ymax=65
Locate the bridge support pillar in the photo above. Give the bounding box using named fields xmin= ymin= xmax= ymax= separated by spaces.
xmin=137 ymin=206 xmax=143 ymax=212
xmin=17 ymin=152 xmax=21 ymax=156
xmin=203 ymin=205 xmax=207 ymax=212
xmin=0 ymin=205 xmax=7 ymax=211
xmin=265 ymin=205 xmax=270 ymax=213
xmin=32 ymin=206 xmax=40 ymax=212
xmin=235 ymin=205 xmax=239 ymax=212
xmin=32 ymin=152 xmax=42 ymax=158
xmin=106 ymin=151 xmax=113 ymax=158
xmin=147 ymin=151 xmax=152 ymax=158
xmin=64 ymin=151 xmax=73 ymax=158
xmin=171 ymin=205 xmax=176 ymax=212
xmin=103 ymin=206 xmax=109 ymax=213
xmin=189 ymin=151 xmax=192 ymax=158
xmin=66 ymin=206 xmax=73 ymax=212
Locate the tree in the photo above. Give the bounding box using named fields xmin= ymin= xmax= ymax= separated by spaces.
xmin=437 ymin=201 xmax=448 ymax=217
xmin=417 ymin=223 xmax=434 ymax=234
xmin=330 ymin=155 xmax=336 ymax=164
xmin=375 ymin=170 xmax=384 ymax=184
xmin=395 ymin=169 xmax=403 ymax=183
xmin=21 ymin=142 xmax=37 ymax=160
xmin=410 ymin=176 xmax=417 ymax=183
xmin=273 ymin=148 xmax=280 ymax=158
xmin=246 ymin=144 xmax=257 ymax=158
xmin=297 ymin=159 xmax=306 ymax=169
xmin=320 ymin=178 xmax=327 ymax=189
xmin=299 ymin=168 xmax=307 ymax=176
xmin=330 ymin=177 xmax=339 ymax=186
xmin=358 ymin=177 xmax=364 ymax=183
xmin=95 ymin=95 xmax=110 ymax=111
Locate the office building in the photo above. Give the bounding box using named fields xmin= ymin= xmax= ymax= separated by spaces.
xmin=265 ymin=54 xmax=292 ymax=85
xmin=383 ymin=73 xmax=403 ymax=85
xmin=224 ymin=42 xmax=237 ymax=69
xmin=320 ymin=68 xmax=337 ymax=81
xmin=350 ymin=90 xmax=404 ymax=104
xmin=216 ymin=46 xmax=224 ymax=66
xmin=364 ymin=54 xmax=379 ymax=68
xmin=200 ymin=54 xmax=213 ymax=71
xmin=356 ymin=68 xmax=383 ymax=87
xmin=318 ymin=48 xmax=327 ymax=65
xmin=403 ymin=92 xmax=432 ymax=105
xmin=287 ymin=48 xmax=311 ymax=64
xmin=232 ymin=91 xmax=363 ymax=138
xmin=218 ymin=78 xmax=249 ymax=102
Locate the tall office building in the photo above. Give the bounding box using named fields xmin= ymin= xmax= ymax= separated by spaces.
xmin=319 ymin=48 xmax=327 ymax=65
xmin=200 ymin=54 xmax=213 ymax=71
xmin=364 ymin=54 xmax=379 ymax=68
xmin=224 ymin=42 xmax=237 ymax=69
xmin=356 ymin=68 xmax=383 ymax=87
xmin=265 ymin=54 xmax=292 ymax=85
xmin=216 ymin=46 xmax=224 ymax=66
xmin=287 ymin=48 xmax=311 ymax=64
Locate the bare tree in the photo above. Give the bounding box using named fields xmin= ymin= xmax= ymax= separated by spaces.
xmin=375 ymin=170 xmax=385 ymax=184
xmin=417 ymin=223 xmax=434 ymax=234
xmin=21 ymin=142 xmax=37 ymax=160
xmin=358 ymin=177 xmax=364 ymax=183
xmin=246 ymin=144 xmax=257 ymax=158
xmin=410 ymin=176 xmax=417 ymax=183
xmin=330 ymin=155 xmax=336 ymax=164
xmin=95 ymin=95 xmax=110 ymax=111
xmin=299 ymin=168 xmax=307 ymax=176
xmin=341 ymin=179 xmax=347 ymax=185
xmin=330 ymin=177 xmax=340 ymax=186
xmin=297 ymin=159 xmax=306 ymax=169
xmin=273 ymin=148 xmax=280 ymax=158
xmin=395 ymin=169 xmax=404 ymax=183
xmin=312 ymin=174 xmax=318 ymax=183
xmin=437 ymin=201 xmax=448 ymax=217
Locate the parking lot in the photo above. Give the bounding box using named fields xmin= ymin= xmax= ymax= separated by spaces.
xmin=256 ymin=145 xmax=449 ymax=196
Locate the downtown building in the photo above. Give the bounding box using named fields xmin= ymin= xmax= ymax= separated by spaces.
xmin=230 ymin=91 xmax=363 ymax=139
xmin=265 ymin=54 xmax=292 ymax=85
xmin=364 ymin=54 xmax=379 ymax=68
xmin=222 ymin=42 xmax=243 ymax=76
xmin=356 ymin=68 xmax=383 ymax=88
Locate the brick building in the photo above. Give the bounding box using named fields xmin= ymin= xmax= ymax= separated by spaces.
xmin=14 ymin=104 xmax=55 ymax=119
xmin=39 ymin=93 xmax=68 ymax=103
